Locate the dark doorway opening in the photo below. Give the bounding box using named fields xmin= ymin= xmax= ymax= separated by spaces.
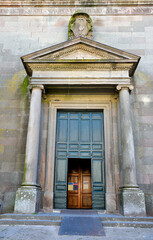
xmin=67 ymin=158 xmax=92 ymax=209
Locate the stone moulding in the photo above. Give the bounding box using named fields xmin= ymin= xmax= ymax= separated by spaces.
xmin=27 ymin=62 xmax=134 ymax=72
xmin=0 ymin=0 xmax=153 ymax=7
xmin=30 ymin=78 xmax=131 ymax=86
xmin=37 ymin=44 xmax=122 ymax=60
xmin=0 ymin=7 xmax=153 ymax=16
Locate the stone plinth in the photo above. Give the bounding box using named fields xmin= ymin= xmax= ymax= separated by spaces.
xmin=14 ymin=186 xmax=41 ymax=214
xmin=118 ymin=187 xmax=146 ymax=216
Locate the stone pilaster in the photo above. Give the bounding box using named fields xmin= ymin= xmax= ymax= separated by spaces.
xmin=14 ymin=85 xmax=44 ymax=213
xmin=117 ymin=84 xmax=146 ymax=216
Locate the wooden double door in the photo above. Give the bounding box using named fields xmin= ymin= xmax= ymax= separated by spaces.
xmin=68 ymin=158 xmax=92 ymax=209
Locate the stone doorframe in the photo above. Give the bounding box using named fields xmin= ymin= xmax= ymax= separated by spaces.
xmin=44 ymin=98 xmax=116 ymax=213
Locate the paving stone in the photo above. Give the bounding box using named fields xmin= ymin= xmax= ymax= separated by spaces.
xmin=0 ymin=225 xmax=153 ymax=240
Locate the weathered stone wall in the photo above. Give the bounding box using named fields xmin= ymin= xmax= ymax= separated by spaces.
xmin=0 ymin=5 xmax=153 ymax=214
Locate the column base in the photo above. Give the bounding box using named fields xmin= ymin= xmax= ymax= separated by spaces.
xmin=118 ymin=187 xmax=146 ymax=216
xmin=14 ymin=185 xmax=41 ymax=214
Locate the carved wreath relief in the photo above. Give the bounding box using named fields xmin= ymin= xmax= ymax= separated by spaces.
xmin=68 ymin=11 xmax=93 ymax=40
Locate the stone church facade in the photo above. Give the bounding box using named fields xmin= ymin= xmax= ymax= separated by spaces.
xmin=0 ymin=0 xmax=153 ymax=216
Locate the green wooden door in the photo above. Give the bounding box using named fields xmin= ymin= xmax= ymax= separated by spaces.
xmin=54 ymin=111 xmax=105 ymax=209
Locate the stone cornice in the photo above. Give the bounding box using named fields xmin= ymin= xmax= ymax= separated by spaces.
xmin=1 ymin=6 xmax=153 ymax=16
xmin=0 ymin=0 xmax=153 ymax=7
xmin=21 ymin=37 xmax=140 ymax=78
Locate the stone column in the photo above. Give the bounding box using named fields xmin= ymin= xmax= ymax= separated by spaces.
xmin=117 ymin=84 xmax=146 ymax=216
xmin=14 ymin=85 xmax=44 ymax=213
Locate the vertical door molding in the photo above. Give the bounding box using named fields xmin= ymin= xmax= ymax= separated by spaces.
xmin=44 ymin=102 xmax=57 ymax=209
xmin=43 ymin=99 xmax=118 ymax=212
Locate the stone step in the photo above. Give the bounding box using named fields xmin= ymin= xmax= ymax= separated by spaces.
xmin=102 ymin=221 xmax=153 ymax=228
xmin=0 ymin=214 xmax=62 ymax=221
xmin=0 ymin=219 xmax=61 ymax=226
xmin=1 ymin=213 xmax=153 ymax=228
xmin=100 ymin=216 xmax=153 ymax=223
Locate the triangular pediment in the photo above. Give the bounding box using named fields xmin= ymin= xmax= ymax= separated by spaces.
xmin=22 ymin=37 xmax=140 ymax=77
xmin=34 ymin=43 xmax=123 ymax=60
xmin=22 ymin=37 xmax=139 ymax=61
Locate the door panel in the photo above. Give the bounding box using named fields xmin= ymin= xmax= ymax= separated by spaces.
xmin=82 ymin=176 xmax=91 ymax=193
xmin=68 ymin=175 xmax=79 ymax=208
xmin=69 ymin=119 xmax=79 ymax=142
xmin=80 ymin=119 xmax=90 ymax=142
xmin=81 ymin=175 xmax=92 ymax=208
xmin=82 ymin=196 xmax=92 ymax=208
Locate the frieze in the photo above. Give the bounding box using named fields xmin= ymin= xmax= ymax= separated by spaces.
xmin=0 ymin=6 xmax=153 ymax=16
xmin=0 ymin=0 xmax=152 ymax=7
xmin=28 ymin=63 xmax=133 ymax=72
xmin=37 ymin=44 xmax=122 ymax=60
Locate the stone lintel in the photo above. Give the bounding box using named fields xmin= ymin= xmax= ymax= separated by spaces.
xmin=14 ymin=186 xmax=41 ymax=214
xmin=30 ymin=79 xmax=131 ymax=86
xmin=32 ymin=70 xmax=130 ymax=80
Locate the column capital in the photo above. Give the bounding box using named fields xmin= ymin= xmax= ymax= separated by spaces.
xmin=116 ymin=84 xmax=134 ymax=91
xmin=30 ymin=84 xmax=45 ymax=93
